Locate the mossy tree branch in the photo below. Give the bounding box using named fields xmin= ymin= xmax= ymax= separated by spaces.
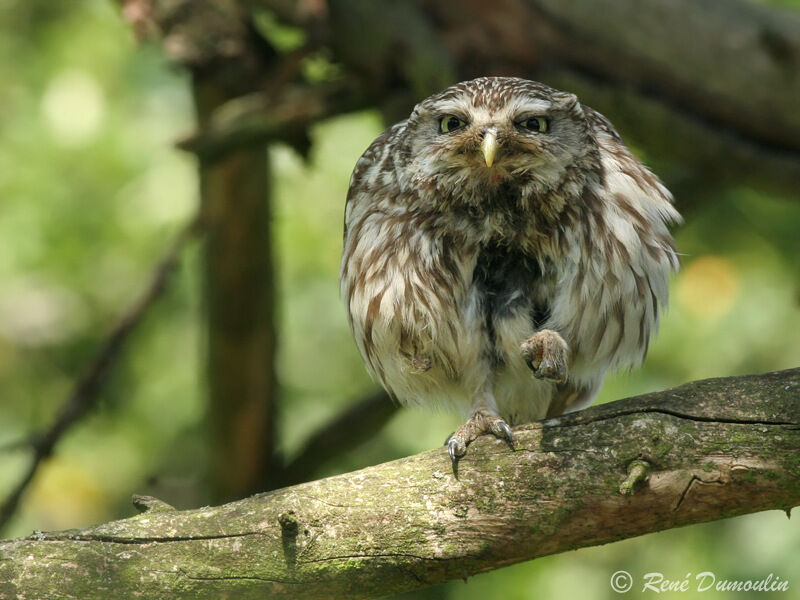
xmin=1 ymin=368 xmax=798 ymax=600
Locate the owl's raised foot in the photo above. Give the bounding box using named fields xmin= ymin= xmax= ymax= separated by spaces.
xmin=447 ymin=409 xmax=514 ymax=464
xmin=521 ymin=329 xmax=568 ymax=382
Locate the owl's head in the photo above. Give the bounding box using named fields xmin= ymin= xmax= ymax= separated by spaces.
xmin=400 ymin=77 xmax=598 ymax=206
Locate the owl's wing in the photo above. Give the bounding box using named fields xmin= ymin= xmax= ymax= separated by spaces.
xmin=344 ymin=120 xmax=408 ymax=217
xmin=585 ymin=106 xmax=680 ymax=228
xmin=551 ymin=105 xmax=681 ymax=376
xmin=584 ymin=104 xmax=681 ymax=272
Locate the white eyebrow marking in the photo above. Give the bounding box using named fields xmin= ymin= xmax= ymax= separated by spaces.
xmin=505 ymin=97 xmax=552 ymax=116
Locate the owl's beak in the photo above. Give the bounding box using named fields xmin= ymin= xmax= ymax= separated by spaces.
xmin=481 ymin=130 xmax=498 ymax=168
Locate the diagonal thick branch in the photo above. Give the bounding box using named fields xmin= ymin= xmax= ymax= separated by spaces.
xmin=1 ymin=368 xmax=798 ymax=600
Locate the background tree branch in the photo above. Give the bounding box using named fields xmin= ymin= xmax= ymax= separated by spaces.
xmin=0 ymin=218 xmax=199 ymax=535
xmin=1 ymin=368 xmax=798 ymax=600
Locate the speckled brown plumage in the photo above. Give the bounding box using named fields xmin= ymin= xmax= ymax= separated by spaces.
xmin=340 ymin=77 xmax=680 ymax=461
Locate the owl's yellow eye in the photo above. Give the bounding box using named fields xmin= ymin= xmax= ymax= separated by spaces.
xmin=517 ymin=117 xmax=549 ymax=133
xmin=439 ymin=115 xmax=466 ymax=133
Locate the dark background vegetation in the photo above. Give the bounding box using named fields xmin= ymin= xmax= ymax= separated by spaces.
xmin=1 ymin=0 xmax=799 ymax=597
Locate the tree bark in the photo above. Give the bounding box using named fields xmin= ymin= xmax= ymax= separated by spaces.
xmin=2 ymin=368 xmax=798 ymax=600
xmin=195 ymin=79 xmax=278 ymax=503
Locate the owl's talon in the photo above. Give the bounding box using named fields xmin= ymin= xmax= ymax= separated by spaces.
xmin=447 ymin=409 xmax=514 ymax=464
xmin=448 ymin=438 xmax=465 ymax=464
xmin=495 ymin=420 xmax=514 ymax=443
xmin=521 ymin=329 xmax=569 ymax=383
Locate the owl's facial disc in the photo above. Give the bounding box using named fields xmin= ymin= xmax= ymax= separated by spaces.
xmin=428 ymin=98 xmax=558 ymax=176
xmin=404 ymin=78 xmax=590 ymax=202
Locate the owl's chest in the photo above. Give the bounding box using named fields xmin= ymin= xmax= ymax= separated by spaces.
xmin=465 ymin=243 xmax=554 ymax=363
xmin=470 ymin=244 xmax=545 ymax=318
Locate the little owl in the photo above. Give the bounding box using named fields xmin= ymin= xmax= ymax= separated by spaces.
xmin=340 ymin=77 xmax=680 ymax=463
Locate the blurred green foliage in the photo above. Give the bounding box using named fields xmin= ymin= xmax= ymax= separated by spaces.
xmin=0 ymin=0 xmax=798 ymax=598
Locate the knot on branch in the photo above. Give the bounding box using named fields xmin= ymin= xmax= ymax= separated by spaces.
xmin=278 ymin=510 xmax=300 ymax=535
xmin=279 ymin=510 xmax=300 ymax=567
xmin=619 ymin=460 xmax=651 ymax=496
